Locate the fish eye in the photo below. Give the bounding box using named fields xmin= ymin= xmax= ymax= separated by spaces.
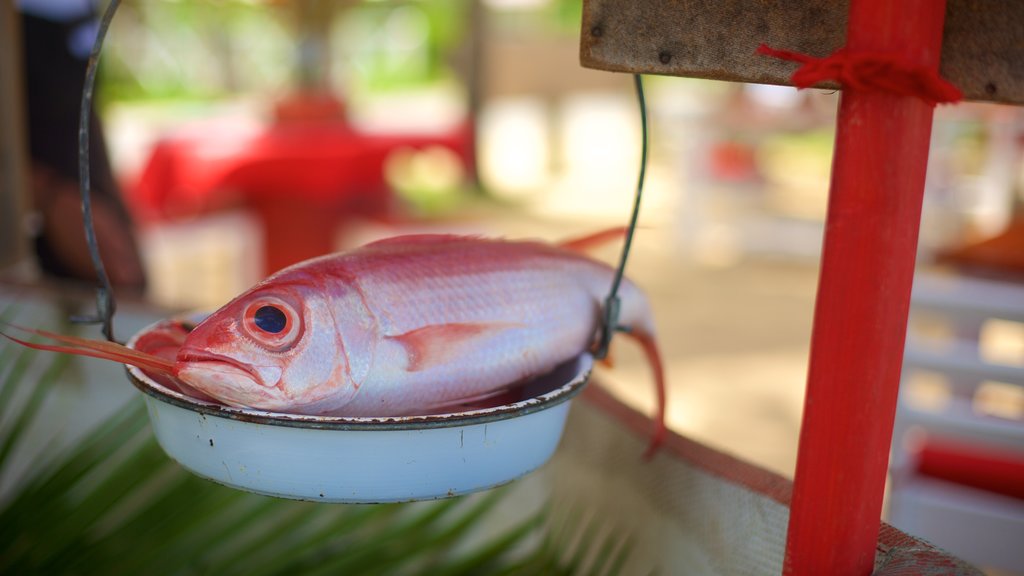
xmin=254 ymin=305 xmax=287 ymax=334
xmin=243 ymin=298 xmax=302 ymax=350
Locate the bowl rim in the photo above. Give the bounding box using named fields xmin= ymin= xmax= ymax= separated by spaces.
xmin=126 ymin=317 xmax=592 ymax=431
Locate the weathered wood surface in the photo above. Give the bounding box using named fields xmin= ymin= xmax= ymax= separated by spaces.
xmin=580 ymin=0 xmax=1024 ymax=105
xmin=0 ymin=3 xmax=28 ymax=268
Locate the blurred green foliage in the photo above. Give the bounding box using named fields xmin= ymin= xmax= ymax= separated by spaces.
xmin=98 ymin=0 xmax=474 ymax=104
xmin=98 ymin=0 xmax=585 ymax=105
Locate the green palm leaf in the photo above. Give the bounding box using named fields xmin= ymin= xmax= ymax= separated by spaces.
xmin=0 ymin=306 xmax=637 ymax=575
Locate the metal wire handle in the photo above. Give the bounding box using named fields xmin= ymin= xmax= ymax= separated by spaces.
xmin=73 ymin=0 xmax=122 ymax=342
xmin=72 ymin=4 xmax=646 ymax=349
xmin=594 ymin=73 xmax=648 ymax=359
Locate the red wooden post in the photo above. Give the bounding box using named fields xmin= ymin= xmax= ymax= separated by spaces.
xmin=783 ymin=1 xmax=948 ymax=574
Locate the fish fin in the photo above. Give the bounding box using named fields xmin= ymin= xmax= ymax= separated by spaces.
xmin=364 ymin=234 xmax=477 ymax=250
xmin=618 ymin=328 xmax=667 ymax=459
xmin=597 ymin=341 xmax=615 ymax=369
xmin=427 ymin=385 xmax=517 ymax=412
xmin=0 ymin=323 xmax=177 ymax=376
xmin=388 ymin=322 xmax=520 ymax=372
xmin=557 ymin=227 xmax=627 ymax=254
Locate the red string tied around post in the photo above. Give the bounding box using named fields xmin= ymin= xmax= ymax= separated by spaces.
xmin=757 ymin=44 xmax=963 ymax=106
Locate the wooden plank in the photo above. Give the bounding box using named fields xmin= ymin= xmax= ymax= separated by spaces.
xmin=0 ymin=3 xmax=28 ymax=269
xmin=580 ymin=0 xmax=1024 ymax=105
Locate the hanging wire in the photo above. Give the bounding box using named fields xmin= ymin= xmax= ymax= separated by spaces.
xmin=73 ymin=0 xmax=122 ymax=342
xmin=594 ymin=74 xmax=648 ymax=360
xmin=71 ymin=6 xmax=642 ymax=347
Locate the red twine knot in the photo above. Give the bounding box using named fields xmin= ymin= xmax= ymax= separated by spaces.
xmin=757 ymin=44 xmax=962 ymax=106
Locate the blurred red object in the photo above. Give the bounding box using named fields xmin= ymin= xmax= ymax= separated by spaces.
xmin=709 ymin=140 xmax=758 ymax=182
xmin=273 ymin=91 xmax=347 ymax=124
xmin=937 ymin=213 xmax=1024 ymax=280
xmin=129 ymin=99 xmax=473 ymax=273
xmin=917 ymin=438 xmax=1024 ymax=501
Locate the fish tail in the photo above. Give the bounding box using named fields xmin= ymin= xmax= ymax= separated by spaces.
xmin=558 ymin=227 xmax=628 ymax=254
xmin=619 ymin=328 xmax=667 ymax=458
xmin=0 ymin=324 xmax=177 ymax=376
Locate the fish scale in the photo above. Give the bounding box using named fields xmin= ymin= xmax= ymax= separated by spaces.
xmin=338 ymin=242 xmax=625 ymax=414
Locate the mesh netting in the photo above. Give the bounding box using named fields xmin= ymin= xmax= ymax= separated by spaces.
xmin=540 ymin=387 xmax=789 ymax=575
xmin=538 ymin=384 xmax=982 ymax=575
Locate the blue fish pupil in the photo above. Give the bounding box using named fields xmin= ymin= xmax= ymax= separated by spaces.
xmin=254 ymin=306 xmax=287 ymax=333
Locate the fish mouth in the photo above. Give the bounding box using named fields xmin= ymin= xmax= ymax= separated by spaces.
xmin=178 ymin=349 xmax=265 ymax=385
xmin=176 ymin=350 xmax=289 ymax=410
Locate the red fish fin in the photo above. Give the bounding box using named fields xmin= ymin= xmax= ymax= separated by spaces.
xmin=598 ymin=341 xmax=615 ymax=369
xmin=618 ymin=329 xmax=667 ymax=459
xmin=557 ymin=227 xmax=627 ymax=254
xmin=1 ymin=324 xmax=177 ymax=376
xmin=427 ymin=385 xmax=516 ymax=412
xmin=364 ymin=234 xmax=475 ymax=250
xmin=132 ymin=321 xmax=190 ymax=361
xmin=389 ymin=322 xmax=520 ymax=372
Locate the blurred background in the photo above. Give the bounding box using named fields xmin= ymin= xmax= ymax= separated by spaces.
xmin=2 ymin=1 xmax=1023 ymax=572
xmin=5 ymin=0 xmax=1023 ymax=476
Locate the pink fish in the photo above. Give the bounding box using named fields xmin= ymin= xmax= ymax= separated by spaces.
xmin=3 ymin=231 xmax=666 ymax=452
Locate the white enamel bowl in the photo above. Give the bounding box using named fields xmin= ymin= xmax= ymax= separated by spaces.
xmin=126 ymin=318 xmax=591 ymax=503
